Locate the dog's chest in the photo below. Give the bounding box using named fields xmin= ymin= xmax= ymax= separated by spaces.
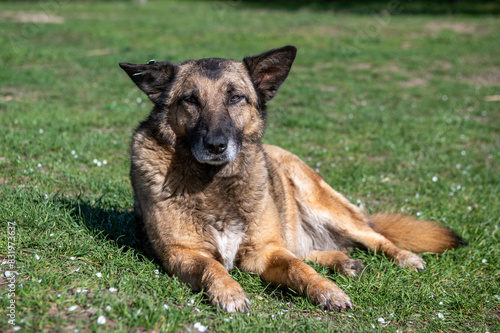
xmin=212 ymin=226 xmax=245 ymax=271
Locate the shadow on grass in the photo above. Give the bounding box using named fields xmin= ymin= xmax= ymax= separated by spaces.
xmin=240 ymin=0 xmax=500 ymax=15
xmin=55 ymin=196 xmax=144 ymax=256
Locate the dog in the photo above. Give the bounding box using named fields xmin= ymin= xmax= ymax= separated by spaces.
xmin=119 ymin=45 xmax=464 ymax=312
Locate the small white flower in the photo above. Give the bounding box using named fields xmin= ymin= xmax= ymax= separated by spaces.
xmin=93 ymin=159 xmax=98 ymax=164
xmin=438 ymin=313 xmax=444 ymax=319
xmin=76 ymin=289 xmax=82 ymax=293
xmin=109 ymin=287 xmax=117 ymax=293
xmin=39 ymin=129 xmax=44 ymax=134
xmin=38 ymin=278 xmax=43 ymax=283
xmin=103 ymin=160 xmax=107 ymax=165
xmin=97 ymin=161 xmax=102 ymax=167
xmin=482 ymin=259 xmax=487 ymax=263
xmin=70 ymin=257 xmax=76 ymax=260
xmin=57 ymin=294 xmax=61 ymax=298
xmin=34 ymin=254 xmax=40 ymax=260
xmin=163 ymin=304 xmax=169 ymax=310
xmin=13 ymin=327 xmax=21 ymax=331
xmin=68 ymin=305 xmax=78 ymax=312
xmin=461 ymin=150 xmax=466 ymax=156
xmin=432 ymin=176 xmax=438 ymax=182
xmin=50 ymin=233 xmax=54 ymax=236
xmin=37 ymin=163 xmax=42 ymax=168
xmin=96 ymin=272 xmax=102 ymax=278
xmin=378 ymin=318 xmax=386 ymax=324
xmin=97 ymin=315 xmax=106 ymax=325
xmin=439 ymin=301 xmax=443 ymax=305
xmin=416 ymin=212 xmax=421 ymax=216
xmin=105 ymin=306 xmax=112 ymax=311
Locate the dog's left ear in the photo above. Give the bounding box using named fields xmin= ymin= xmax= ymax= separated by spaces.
xmin=119 ymin=61 xmax=177 ymax=104
xmin=243 ymin=45 xmax=297 ymax=101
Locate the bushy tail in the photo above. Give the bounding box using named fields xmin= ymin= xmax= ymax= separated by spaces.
xmin=370 ymin=213 xmax=466 ymax=253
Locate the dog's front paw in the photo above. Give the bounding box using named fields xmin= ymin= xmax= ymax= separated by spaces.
xmin=308 ymin=278 xmax=353 ymax=311
xmin=208 ymin=277 xmax=250 ymax=313
xmin=396 ymin=251 xmax=426 ymax=271
xmin=338 ymin=259 xmax=364 ymax=278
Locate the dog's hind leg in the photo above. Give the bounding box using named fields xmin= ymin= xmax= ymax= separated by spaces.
xmin=264 ymin=144 xmax=426 ymax=270
xmin=304 ymin=250 xmax=364 ymax=278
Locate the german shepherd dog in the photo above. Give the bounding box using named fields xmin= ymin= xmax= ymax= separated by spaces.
xmin=119 ymin=45 xmax=463 ymax=312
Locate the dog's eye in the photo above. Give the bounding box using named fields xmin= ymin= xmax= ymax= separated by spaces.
xmin=184 ymin=96 xmax=198 ymax=105
xmin=229 ymin=95 xmax=243 ymax=104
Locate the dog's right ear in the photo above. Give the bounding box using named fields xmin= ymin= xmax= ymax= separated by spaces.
xmin=119 ymin=61 xmax=177 ymax=104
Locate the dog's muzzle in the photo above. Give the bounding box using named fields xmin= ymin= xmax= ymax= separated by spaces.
xmin=191 ymin=133 xmax=240 ymax=165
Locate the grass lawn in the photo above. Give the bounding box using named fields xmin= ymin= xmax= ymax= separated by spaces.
xmin=1 ymin=1 xmax=499 ymax=332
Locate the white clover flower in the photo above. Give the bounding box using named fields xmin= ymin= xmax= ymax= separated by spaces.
xmin=109 ymin=287 xmax=117 ymax=293
xmin=96 ymin=272 xmax=102 ymax=278
xmin=97 ymin=315 xmax=106 ymax=325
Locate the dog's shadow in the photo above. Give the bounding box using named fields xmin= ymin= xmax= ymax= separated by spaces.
xmin=58 ymin=196 xmax=142 ymax=256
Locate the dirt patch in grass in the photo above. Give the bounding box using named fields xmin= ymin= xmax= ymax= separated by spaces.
xmin=425 ymin=22 xmax=476 ymax=34
xmin=352 ymin=63 xmax=372 ymax=70
xmin=459 ymin=70 xmax=500 ymax=86
xmin=0 ymin=11 xmax=65 ymax=24
xmin=400 ymin=77 xmax=429 ymax=87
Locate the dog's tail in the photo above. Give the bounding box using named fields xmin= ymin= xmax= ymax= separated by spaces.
xmin=370 ymin=213 xmax=466 ymax=253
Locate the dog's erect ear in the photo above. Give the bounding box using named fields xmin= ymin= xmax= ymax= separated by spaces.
xmin=243 ymin=45 xmax=297 ymax=101
xmin=119 ymin=61 xmax=177 ymax=104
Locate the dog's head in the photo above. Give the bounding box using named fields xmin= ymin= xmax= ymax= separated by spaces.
xmin=119 ymin=45 xmax=297 ymax=165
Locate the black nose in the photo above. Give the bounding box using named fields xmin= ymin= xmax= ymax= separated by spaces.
xmin=204 ymin=134 xmax=228 ymax=155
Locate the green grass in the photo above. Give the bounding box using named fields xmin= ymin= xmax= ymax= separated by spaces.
xmin=1 ymin=1 xmax=499 ymax=332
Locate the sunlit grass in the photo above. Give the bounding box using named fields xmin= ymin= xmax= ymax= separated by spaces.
xmin=1 ymin=1 xmax=499 ymax=332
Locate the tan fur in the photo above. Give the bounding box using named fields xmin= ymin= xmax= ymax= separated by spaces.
xmin=369 ymin=213 xmax=463 ymax=253
xmin=119 ymin=46 xmax=463 ymax=313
